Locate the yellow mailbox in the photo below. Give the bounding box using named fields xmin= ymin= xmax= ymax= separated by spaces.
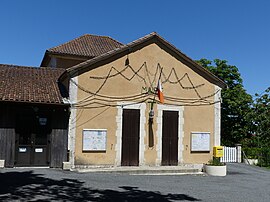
xmin=213 ymin=146 xmax=224 ymax=158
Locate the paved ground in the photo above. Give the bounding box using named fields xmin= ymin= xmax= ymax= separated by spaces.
xmin=0 ymin=163 xmax=269 ymax=201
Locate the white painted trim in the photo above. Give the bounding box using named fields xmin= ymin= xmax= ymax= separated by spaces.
xmin=68 ymin=76 xmax=78 ymax=168
xmin=115 ymin=102 xmax=146 ymax=166
xmin=156 ymin=105 xmax=184 ymax=165
xmin=214 ymin=86 xmax=221 ymax=146
xmin=82 ymin=129 xmax=107 ymax=131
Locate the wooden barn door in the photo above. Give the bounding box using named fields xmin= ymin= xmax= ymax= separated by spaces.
xmin=15 ymin=113 xmax=50 ymax=167
xmin=162 ymin=110 xmax=178 ymax=166
xmin=121 ymin=109 xmax=140 ymax=166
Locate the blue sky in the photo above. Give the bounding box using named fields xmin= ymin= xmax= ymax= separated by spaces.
xmin=0 ymin=0 xmax=269 ymax=96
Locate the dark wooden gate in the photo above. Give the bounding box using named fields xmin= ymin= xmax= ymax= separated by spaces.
xmin=162 ymin=110 xmax=179 ymax=166
xmin=0 ymin=104 xmax=15 ymax=167
xmin=15 ymin=113 xmax=50 ymax=167
xmin=121 ymin=109 xmax=140 ymax=166
xmin=0 ymin=103 xmax=68 ymax=168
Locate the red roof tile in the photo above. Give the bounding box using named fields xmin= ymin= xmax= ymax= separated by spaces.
xmin=0 ymin=64 xmax=66 ymax=104
xmin=47 ymin=34 xmax=123 ymax=58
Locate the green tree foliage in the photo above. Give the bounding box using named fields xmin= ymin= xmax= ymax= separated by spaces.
xmin=252 ymin=88 xmax=270 ymax=147
xmin=196 ymin=59 xmax=253 ymax=146
xmin=243 ymin=89 xmax=270 ymax=167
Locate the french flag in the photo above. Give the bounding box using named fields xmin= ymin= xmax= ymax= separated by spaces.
xmin=157 ymin=80 xmax=164 ymax=104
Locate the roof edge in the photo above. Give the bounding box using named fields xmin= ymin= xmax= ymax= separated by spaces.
xmin=65 ymin=32 xmax=226 ymax=89
xmin=0 ymin=99 xmax=69 ymax=106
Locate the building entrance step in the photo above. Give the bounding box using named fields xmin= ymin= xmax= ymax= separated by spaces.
xmin=73 ymin=165 xmax=204 ymax=175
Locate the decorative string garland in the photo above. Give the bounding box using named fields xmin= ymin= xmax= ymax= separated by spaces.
xmin=69 ymin=62 xmax=221 ymax=109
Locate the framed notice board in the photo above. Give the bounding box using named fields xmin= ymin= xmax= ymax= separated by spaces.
xmin=82 ymin=129 xmax=107 ymax=151
xmin=191 ymin=132 xmax=210 ymax=152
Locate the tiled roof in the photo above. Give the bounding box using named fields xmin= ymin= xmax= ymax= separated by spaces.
xmin=0 ymin=64 xmax=66 ymax=104
xmin=47 ymin=34 xmax=124 ymax=58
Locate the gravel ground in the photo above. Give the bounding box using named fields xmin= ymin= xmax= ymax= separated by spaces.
xmin=0 ymin=163 xmax=269 ymax=201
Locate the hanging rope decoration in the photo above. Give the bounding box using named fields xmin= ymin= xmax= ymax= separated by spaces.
xmin=70 ymin=62 xmax=221 ymax=109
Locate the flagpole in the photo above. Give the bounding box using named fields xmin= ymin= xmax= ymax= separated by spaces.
xmin=153 ymin=67 xmax=163 ymax=104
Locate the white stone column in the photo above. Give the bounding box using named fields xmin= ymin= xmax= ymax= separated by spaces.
xmin=68 ymin=76 xmax=78 ymax=169
xmin=235 ymin=144 xmax=242 ymax=163
xmin=214 ymin=86 xmax=221 ymax=146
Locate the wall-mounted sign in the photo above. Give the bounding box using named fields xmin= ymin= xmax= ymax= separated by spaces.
xmin=19 ymin=148 xmax=27 ymax=152
xmin=191 ymin=132 xmax=210 ymax=152
xmin=35 ymin=148 xmax=43 ymax=153
xmin=39 ymin=117 xmax=47 ymax=126
xmin=82 ymin=129 xmax=107 ymax=151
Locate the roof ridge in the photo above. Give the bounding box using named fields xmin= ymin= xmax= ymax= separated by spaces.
xmin=48 ymin=34 xmax=123 ymax=52
xmin=48 ymin=34 xmax=87 ymax=51
xmin=101 ymin=35 xmax=124 ymax=46
xmin=125 ymin=32 xmax=157 ymax=47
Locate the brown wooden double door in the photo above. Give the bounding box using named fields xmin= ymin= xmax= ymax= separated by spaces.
xmin=162 ymin=110 xmax=179 ymax=166
xmin=15 ymin=114 xmax=50 ymax=167
xmin=121 ymin=109 xmax=140 ymax=166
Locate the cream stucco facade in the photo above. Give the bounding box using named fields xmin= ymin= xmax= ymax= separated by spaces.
xmin=66 ymin=38 xmax=223 ymax=168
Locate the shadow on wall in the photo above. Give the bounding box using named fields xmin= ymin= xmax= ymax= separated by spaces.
xmin=0 ymin=171 xmax=201 ymax=201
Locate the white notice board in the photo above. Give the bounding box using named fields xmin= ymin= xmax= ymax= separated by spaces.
xmin=191 ymin=132 xmax=210 ymax=152
xmin=82 ymin=129 xmax=107 ymax=151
